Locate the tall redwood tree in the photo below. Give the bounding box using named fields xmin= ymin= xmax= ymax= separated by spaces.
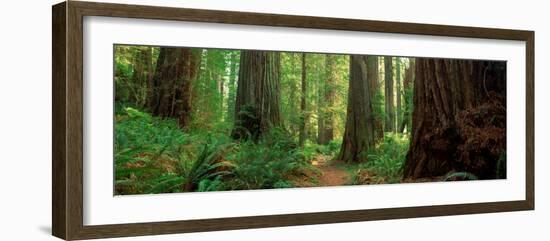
xmin=299 ymin=53 xmax=307 ymax=147
xmin=338 ymin=55 xmax=376 ymax=163
xmin=148 ymin=47 xmax=200 ymax=129
xmin=399 ymin=59 xmax=414 ymax=133
xmin=384 ymin=56 xmax=395 ymax=132
xmin=367 ymin=56 xmax=383 ymax=141
xmin=231 ymin=50 xmax=282 ymax=140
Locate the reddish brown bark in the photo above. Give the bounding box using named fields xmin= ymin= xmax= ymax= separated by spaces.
xmin=148 ymin=47 xmax=200 ymax=128
xmin=384 ymin=56 xmax=395 ymax=132
xmin=399 ymin=59 xmax=414 ymax=133
xmin=367 ymin=56 xmax=383 ymax=142
xmin=338 ymin=55 xmax=376 ymax=163
xmin=404 ymin=58 xmax=506 ymax=179
xmin=231 ymin=50 xmax=282 ymax=140
xmin=299 ymin=53 xmax=307 ymax=147
xmin=396 ymin=58 xmax=402 ymax=131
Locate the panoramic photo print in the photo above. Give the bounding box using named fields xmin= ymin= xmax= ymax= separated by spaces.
xmin=113 ymin=45 xmax=507 ymax=195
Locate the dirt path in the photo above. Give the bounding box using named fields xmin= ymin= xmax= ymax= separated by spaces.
xmin=317 ymin=165 xmax=350 ymax=186
xmin=312 ymin=155 xmax=351 ymax=186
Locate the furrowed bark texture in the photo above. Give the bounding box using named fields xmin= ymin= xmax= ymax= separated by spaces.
xmin=404 ymin=58 xmax=507 ymax=179
xmin=396 ymin=58 xmax=402 ymax=131
xmin=149 ymin=47 xmax=200 ymax=128
xmin=299 ymin=53 xmax=307 ymax=147
xmin=367 ymin=56 xmax=384 ymax=141
xmin=232 ymin=50 xmax=282 ymax=140
xmin=384 ymin=56 xmax=395 ymax=132
xmin=338 ymin=56 xmax=376 ymax=163
xmin=399 ymin=59 xmax=414 ymax=133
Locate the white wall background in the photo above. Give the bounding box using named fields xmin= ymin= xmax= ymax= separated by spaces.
xmin=0 ymin=0 xmax=547 ymax=240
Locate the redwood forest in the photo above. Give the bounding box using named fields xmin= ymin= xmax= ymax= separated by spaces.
xmin=114 ymin=45 xmax=507 ymax=195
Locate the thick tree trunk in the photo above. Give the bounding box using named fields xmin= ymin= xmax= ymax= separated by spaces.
xmin=384 ymin=56 xmax=395 ymax=132
xmin=299 ymin=53 xmax=307 ymax=147
xmin=399 ymin=59 xmax=414 ymax=133
xmin=232 ymin=50 xmax=282 ymax=141
xmin=318 ymin=55 xmax=337 ymax=144
xmin=403 ymin=58 xmax=506 ymax=179
xmin=338 ymin=55 xmax=376 ymax=163
xmin=367 ymin=56 xmax=383 ymax=142
xmin=149 ymin=47 xmax=199 ymax=129
xmin=396 ymin=58 xmax=402 ymax=132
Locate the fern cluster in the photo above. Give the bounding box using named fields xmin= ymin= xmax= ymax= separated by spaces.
xmin=225 ymin=128 xmax=310 ymax=190
xmin=114 ymin=105 xmax=312 ymax=194
xmin=351 ymin=133 xmax=410 ymax=184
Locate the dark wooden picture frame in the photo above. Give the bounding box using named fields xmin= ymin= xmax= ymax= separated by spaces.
xmin=52 ymin=1 xmax=534 ymax=240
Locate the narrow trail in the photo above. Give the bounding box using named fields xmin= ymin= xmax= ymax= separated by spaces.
xmin=311 ymin=155 xmax=351 ymax=186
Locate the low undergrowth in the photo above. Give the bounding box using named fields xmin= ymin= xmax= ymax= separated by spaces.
xmin=114 ymin=104 xmax=413 ymax=194
xmin=350 ymin=133 xmax=410 ymax=185
xmin=114 ymin=105 xmax=315 ymax=195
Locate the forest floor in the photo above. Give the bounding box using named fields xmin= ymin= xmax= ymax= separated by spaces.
xmin=114 ymin=106 xmax=411 ymax=194
xmin=311 ymin=155 xmax=351 ymax=186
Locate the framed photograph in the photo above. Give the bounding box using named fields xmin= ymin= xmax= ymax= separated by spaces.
xmin=52 ymin=1 xmax=534 ymax=240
